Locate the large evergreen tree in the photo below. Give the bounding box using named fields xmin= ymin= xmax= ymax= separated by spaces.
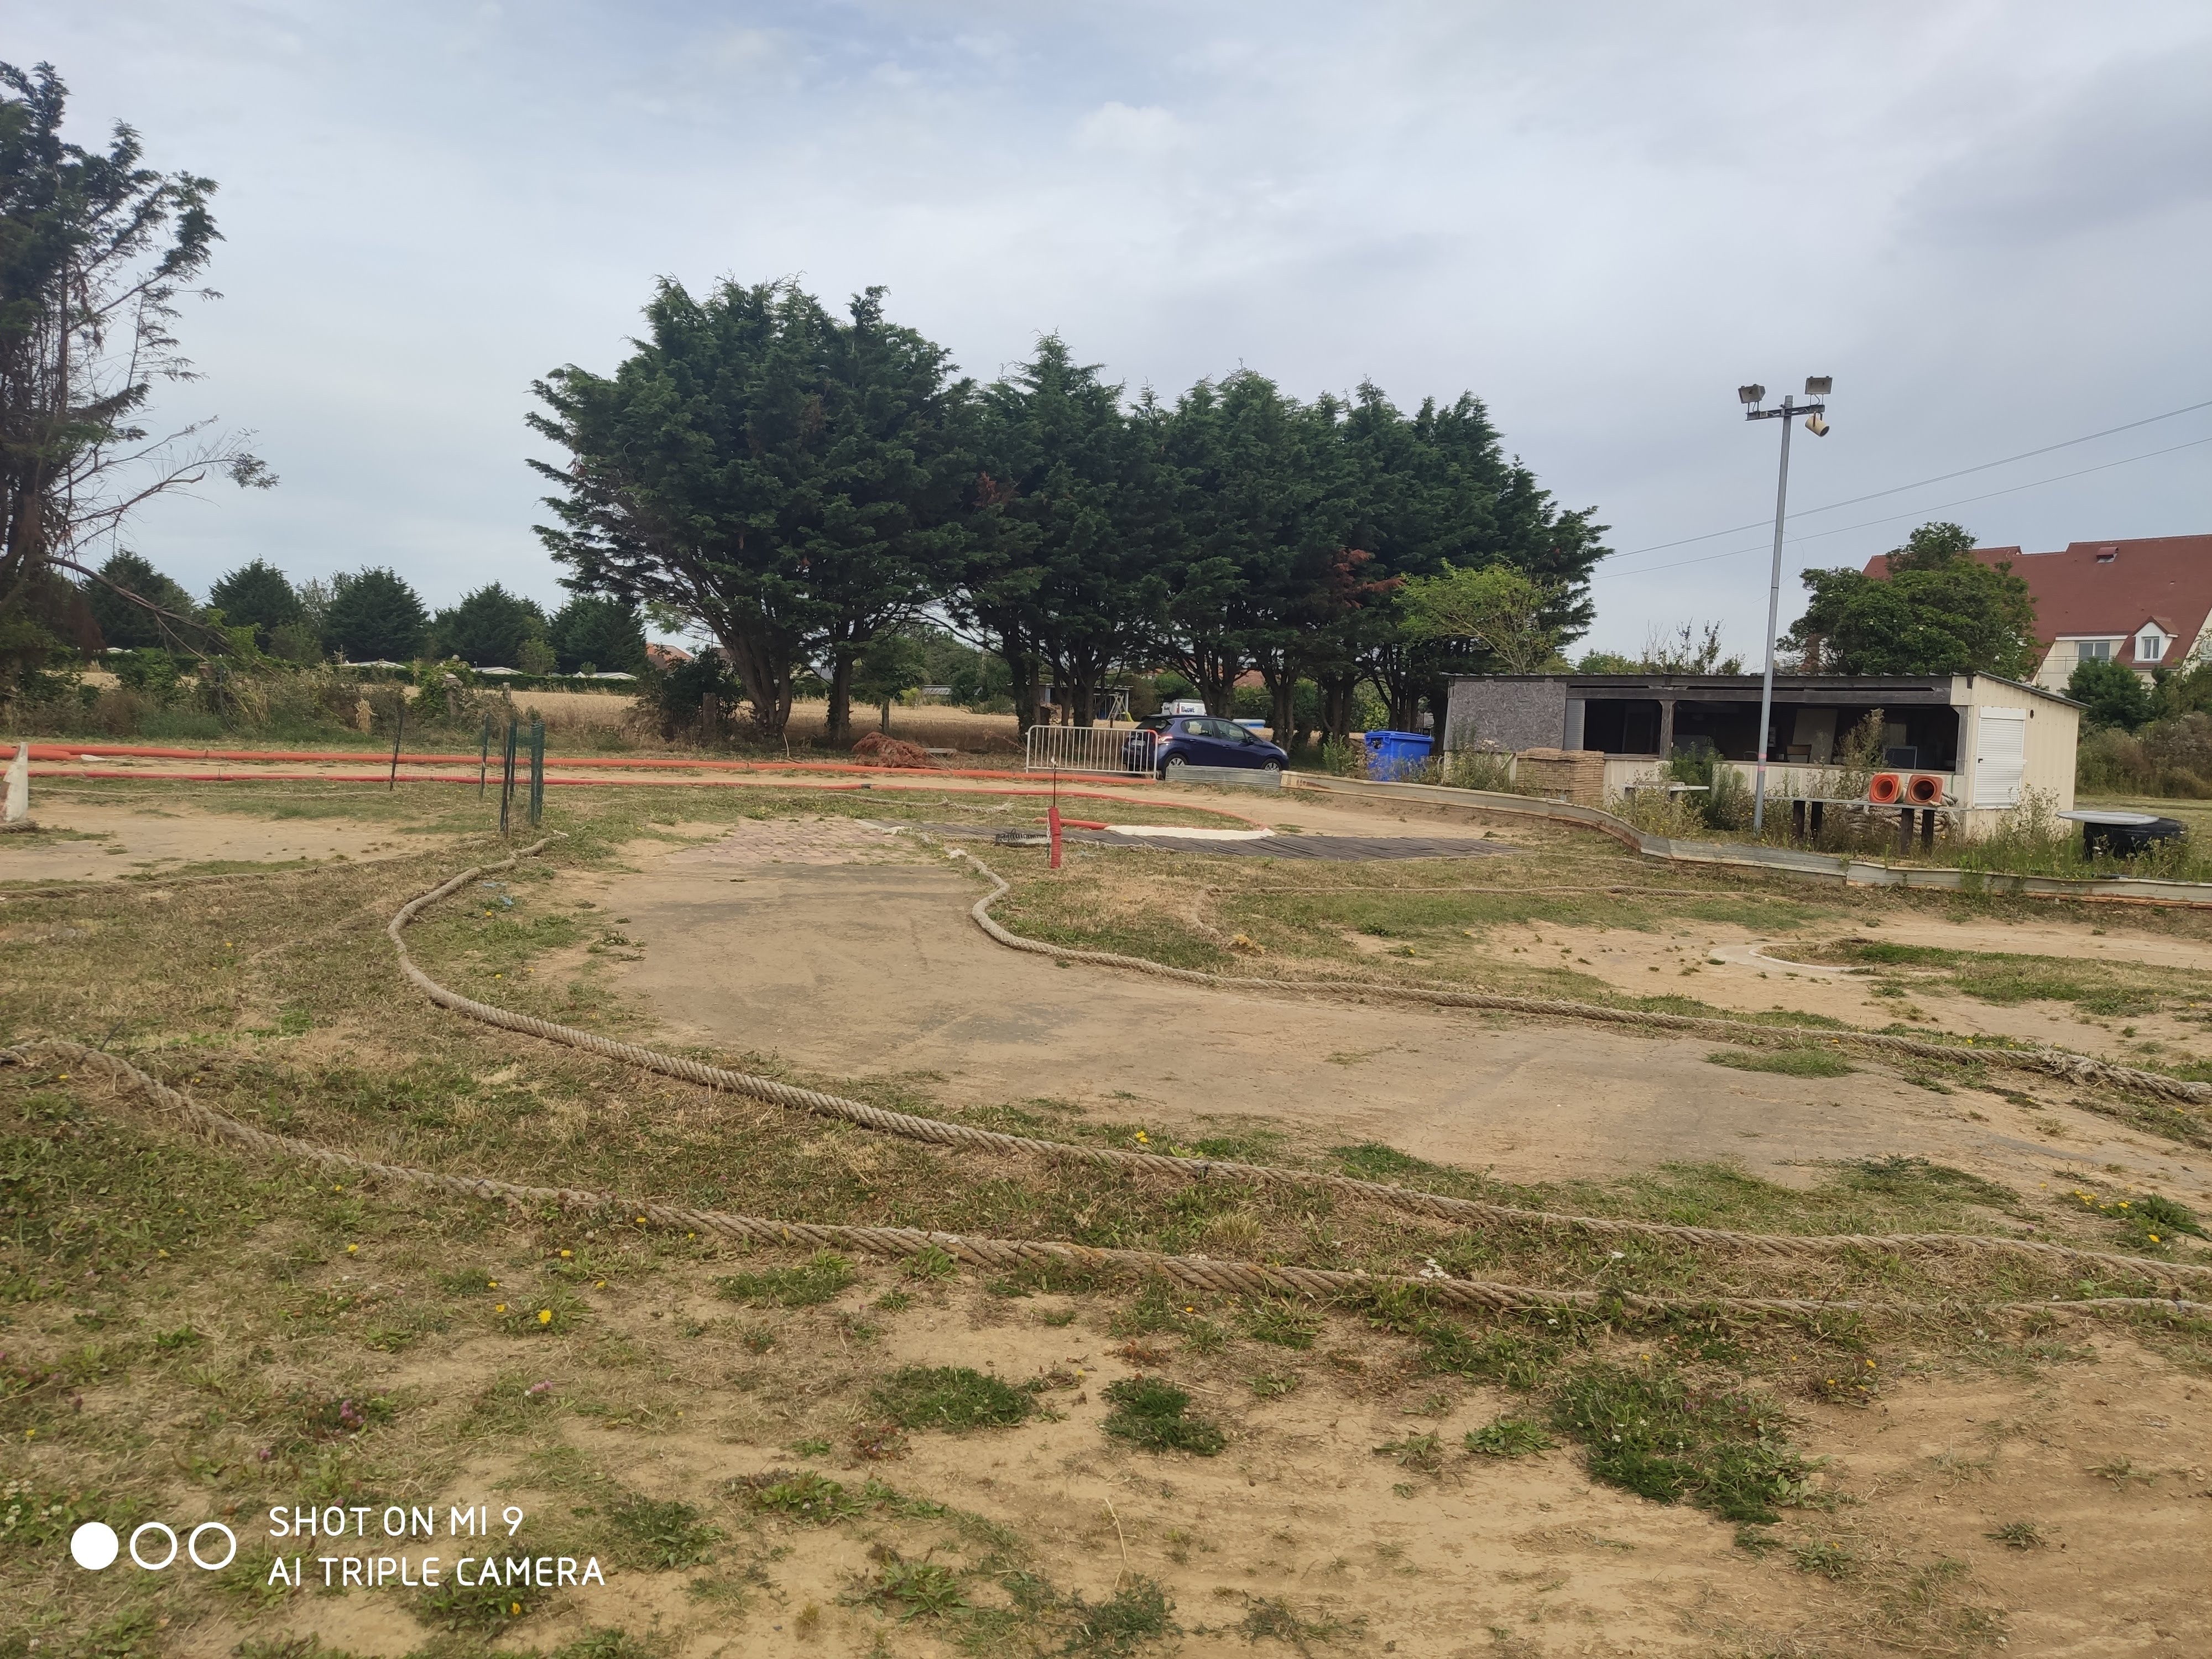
xmin=83 ymin=550 xmax=197 ymax=649
xmin=956 ymin=336 xmax=1167 ymax=729
xmin=207 ymin=558 xmax=302 ymax=647
xmin=530 ymin=279 xmax=973 ymax=739
xmin=324 ymin=566 xmax=429 ymax=661
xmin=547 ymin=593 xmax=648 ymax=675
xmin=428 ymin=582 xmax=546 ymax=667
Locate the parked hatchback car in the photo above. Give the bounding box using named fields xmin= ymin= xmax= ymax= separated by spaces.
xmin=1127 ymin=714 xmax=1288 ymax=778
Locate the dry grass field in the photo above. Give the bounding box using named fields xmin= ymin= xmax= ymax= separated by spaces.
xmin=1 ymin=775 xmax=2208 ymax=1658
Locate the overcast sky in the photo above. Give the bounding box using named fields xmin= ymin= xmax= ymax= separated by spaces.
xmin=20 ymin=1 xmax=2211 ymax=654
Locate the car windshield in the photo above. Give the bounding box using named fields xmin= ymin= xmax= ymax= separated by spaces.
xmin=1134 ymin=717 xmax=1172 ymax=731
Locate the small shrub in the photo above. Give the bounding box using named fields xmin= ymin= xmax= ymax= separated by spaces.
xmin=1100 ymin=1376 xmax=1225 ymax=1456
xmin=1705 ymin=1046 xmax=1854 ymax=1078
xmin=714 ymin=1251 xmax=855 ymax=1308
xmin=870 ymin=1365 xmax=1033 ymax=1431
xmin=1465 ymin=1417 xmax=1554 ymax=1458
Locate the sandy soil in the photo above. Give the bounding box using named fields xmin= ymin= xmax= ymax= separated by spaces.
xmin=564 ymin=822 xmax=2212 ymax=1211
xmin=192 ymin=1270 xmax=2211 ymax=1659
xmin=0 ymin=800 xmax=437 ymax=883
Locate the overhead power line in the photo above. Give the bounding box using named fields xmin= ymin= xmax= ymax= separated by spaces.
xmin=1600 ymin=395 xmax=2212 ymax=568
xmin=1592 ymin=431 xmax=2212 ymax=582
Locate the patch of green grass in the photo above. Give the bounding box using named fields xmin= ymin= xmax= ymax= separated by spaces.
xmin=1100 ymin=1376 xmax=1225 ymax=1456
xmin=1705 ymin=1046 xmax=1855 ymax=1078
xmin=606 ymin=1491 xmax=719 ymax=1568
xmin=732 ymin=1470 xmax=859 ymax=1523
xmin=868 ymin=1552 xmax=968 ymax=1620
xmin=1372 ymin=1431 xmax=1445 ymax=1473
xmin=1235 ymin=1595 xmax=1355 ymax=1648
xmin=1464 ymin=1416 xmax=1554 ymax=1458
xmin=1985 ymin=1519 xmax=2044 ymax=1550
xmin=1791 ymin=1539 xmax=1861 ymax=1579
xmin=1058 ymin=1577 xmax=1177 ymax=1656
xmin=1840 ymin=1155 xmax=2018 ymax=1210
xmin=713 ymin=1250 xmax=855 ymax=1307
xmin=1548 ymin=1361 xmax=1817 ymax=1524
xmin=1240 ymin=1297 xmax=1324 ymax=1349
xmin=870 ymin=1365 xmax=1034 ymax=1431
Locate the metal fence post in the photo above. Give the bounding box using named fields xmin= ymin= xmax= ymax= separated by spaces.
xmin=478 ymin=714 xmax=492 ymax=799
xmin=499 ymin=717 xmax=518 ymax=835
xmin=529 ymin=719 xmax=545 ymax=826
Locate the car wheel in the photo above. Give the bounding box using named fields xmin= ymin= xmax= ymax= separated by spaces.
xmin=1162 ymin=755 xmax=1191 ymax=780
xmin=1260 ymin=759 xmax=1282 ymax=774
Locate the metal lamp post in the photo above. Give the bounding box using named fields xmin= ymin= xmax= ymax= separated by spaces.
xmin=1739 ymin=376 xmax=1832 ymax=832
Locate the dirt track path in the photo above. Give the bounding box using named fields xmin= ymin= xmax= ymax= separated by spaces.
xmin=582 ymin=836 xmax=2211 ymax=1204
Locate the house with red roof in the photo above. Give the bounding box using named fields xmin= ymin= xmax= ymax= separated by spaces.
xmin=1858 ymin=534 xmax=2212 ymax=689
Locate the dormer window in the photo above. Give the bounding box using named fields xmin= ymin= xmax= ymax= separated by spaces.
xmin=2096 ymin=547 xmax=2117 ymax=563
xmin=2078 ymin=639 xmax=2115 ymax=661
xmin=2137 ymin=629 xmax=2167 ymax=663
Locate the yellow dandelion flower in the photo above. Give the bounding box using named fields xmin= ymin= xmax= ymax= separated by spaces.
xmin=346 ymin=1243 xmax=358 ymax=1254
xmin=538 ymin=1308 xmax=552 ymax=1325
xmin=495 ymin=1303 xmax=507 ymax=1313
xmin=488 ymin=1279 xmax=498 ymax=1288
xmin=594 ymin=1279 xmax=605 ymax=1288
xmin=2148 ymin=1233 xmax=2161 ymax=1243
xmin=509 ymin=1601 xmax=521 ymax=1616
xmin=559 ymin=1249 xmax=572 ymax=1259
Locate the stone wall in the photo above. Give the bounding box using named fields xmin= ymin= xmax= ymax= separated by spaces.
xmin=1442 ymin=677 xmax=1568 ymax=754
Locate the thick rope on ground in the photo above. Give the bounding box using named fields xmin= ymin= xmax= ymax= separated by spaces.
xmin=378 ymin=839 xmax=2212 ymax=1297
xmin=8 ymin=1039 xmax=2205 ymax=1327
xmin=946 ymin=844 xmax=2211 ymax=1105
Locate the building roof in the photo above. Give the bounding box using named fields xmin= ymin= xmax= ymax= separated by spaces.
xmin=1859 ymin=535 xmax=2212 ymax=666
xmin=1447 ymin=671 xmax=2080 ymax=708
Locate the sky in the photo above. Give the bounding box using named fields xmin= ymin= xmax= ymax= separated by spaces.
xmin=18 ymin=0 xmax=2212 ymax=656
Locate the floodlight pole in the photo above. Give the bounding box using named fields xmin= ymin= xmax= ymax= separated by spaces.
xmin=1742 ymin=389 xmax=1827 ymax=833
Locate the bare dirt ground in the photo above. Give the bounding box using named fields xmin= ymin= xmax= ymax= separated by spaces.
xmin=567 ymin=816 xmax=2212 ymax=1220
xmin=0 ymin=798 xmax=439 ymax=882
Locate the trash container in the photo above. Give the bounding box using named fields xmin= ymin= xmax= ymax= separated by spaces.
xmin=1361 ymin=729 xmax=1434 ymax=782
xmin=2085 ymin=815 xmax=2185 ymax=859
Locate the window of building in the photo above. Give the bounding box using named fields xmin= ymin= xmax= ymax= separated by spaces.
xmin=2137 ymin=630 xmax=2166 ymax=663
xmin=2077 ymin=639 xmax=2116 ymax=662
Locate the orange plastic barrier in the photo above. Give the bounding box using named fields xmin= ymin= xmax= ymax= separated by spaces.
xmin=16 ymin=740 xmax=1123 ymax=786
xmin=1867 ymin=772 xmax=1903 ymax=805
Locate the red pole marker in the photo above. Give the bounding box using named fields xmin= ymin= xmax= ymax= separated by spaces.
xmin=1048 ymin=768 xmax=1063 ymax=869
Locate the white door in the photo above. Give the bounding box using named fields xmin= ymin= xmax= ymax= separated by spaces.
xmin=1970 ymin=707 xmax=2027 ymax=808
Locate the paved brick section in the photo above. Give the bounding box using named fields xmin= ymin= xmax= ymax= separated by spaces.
xmin=909 ymin=823 xmax=1515 ymax=862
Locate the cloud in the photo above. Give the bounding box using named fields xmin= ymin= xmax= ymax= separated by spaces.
xmin=1075 ymin=101 xmax=1186 ymax=158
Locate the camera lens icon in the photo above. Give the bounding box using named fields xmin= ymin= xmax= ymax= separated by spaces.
xmin=70 ymin=1519 xmax=234 ymax=1572
xmin=70 ymin=1522 xmax=119 ymax=1571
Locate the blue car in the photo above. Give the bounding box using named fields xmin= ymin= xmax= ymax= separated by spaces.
xmin=1127 ymin=714 xmax=1288 ymax=779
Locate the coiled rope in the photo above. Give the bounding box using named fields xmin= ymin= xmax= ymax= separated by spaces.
xmin=7 ymin=1038 xmax=2204 ymax=1324
xmin=375 ymin=839 xmax=2212 ymax=1297
xmin=948 ymin=844 xmax=2211 ymax=1105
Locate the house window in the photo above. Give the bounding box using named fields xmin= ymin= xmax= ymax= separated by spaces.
xmin=2137 ymin=630 xmax=2166 ymax=663
xmin=2077 ymin=640 xmax=2115 ymax=662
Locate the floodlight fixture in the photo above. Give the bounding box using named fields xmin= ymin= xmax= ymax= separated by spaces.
xmin=1804 ymin=376 xmax=1832 ymax=397
xmin=1804 ymin=412 xmax=1830 ymax=437
xmin=1738 ymin=384 xmax=1765 ymax=406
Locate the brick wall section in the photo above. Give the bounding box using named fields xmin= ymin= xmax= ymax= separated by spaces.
xmin=1442 ymin=677 xmax=1568 ymax=753
xmin=1513 ymin=747 xmax=1607 ymax=806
